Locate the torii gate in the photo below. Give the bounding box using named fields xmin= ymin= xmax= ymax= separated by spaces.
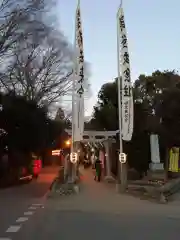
xmin=65 ymin=129 xmax=117 ymax=180
xmin=65 ymin=129 xmax=118 ymax=143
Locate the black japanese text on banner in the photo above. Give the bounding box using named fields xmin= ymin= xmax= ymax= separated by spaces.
xmin=117 ymin=7 xmax=133 ymax=141
xmin=74 ymin=0 xmax=85 ymax=142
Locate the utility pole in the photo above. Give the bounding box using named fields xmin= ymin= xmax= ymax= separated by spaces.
xmin=116 ymin=62 xmax=127 ymax=192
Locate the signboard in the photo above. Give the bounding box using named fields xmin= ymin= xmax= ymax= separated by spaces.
xmin=169 ymin=147 xmax=179 ymax=172
xmin=119 ymin=153 xmax=126 ymax=163
xmin=52 ymin=150 xmax=60 ymax=156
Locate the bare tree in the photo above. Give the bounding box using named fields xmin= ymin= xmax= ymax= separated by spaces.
xmin=0 ymin=26 xmax=91 ymax=106
xmin=0 ymin=0 xmax=91 ymax=107
xmin=0 ymin=0 xmax=49 ymax=58
xmin=1 ymin=28 xmax=74 ymax=105
xmin=0 ymin=0 xmax=71 ymax=102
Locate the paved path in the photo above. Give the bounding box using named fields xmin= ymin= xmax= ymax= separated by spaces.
xmin=3 ymin=168 xmax=180 ymax=240
xmin=0 ymin=166 xmax=59 ymax=240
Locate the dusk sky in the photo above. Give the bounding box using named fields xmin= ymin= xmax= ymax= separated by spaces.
xmin=57 ymin=0 xmax=180 ymax=116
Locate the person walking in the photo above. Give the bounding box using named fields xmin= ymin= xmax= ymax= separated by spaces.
xmin=94 ymin=157 xmax=102 ymax=182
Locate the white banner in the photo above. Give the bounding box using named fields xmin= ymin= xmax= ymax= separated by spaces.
xmin=73 ymin=0 xmax=85 ymax=141
xmin=117 ymin=6 xmax=133 ymax=141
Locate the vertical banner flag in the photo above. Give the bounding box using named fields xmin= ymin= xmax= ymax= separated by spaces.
xmin=74 ymin=0 xmax=85 ymax=141
xmin=117 ymin=5 xmax=133 ymax=141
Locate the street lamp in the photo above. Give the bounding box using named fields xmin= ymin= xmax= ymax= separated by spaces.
xmin=91 ymin=148 xmax=94 ymax=152
xmin=65 ymin=140 xmax=71 ymax=146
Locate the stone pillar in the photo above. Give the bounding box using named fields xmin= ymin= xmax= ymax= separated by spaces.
xmin=64 ymin=154 xmax=69 ymax=182
xmin=104 ymin=140 xmax=114 ymax=182
xmin=99 ymin=150 xmax=105 ymax=169
xmin=149 ymin=134 xmax=164 ymax=180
